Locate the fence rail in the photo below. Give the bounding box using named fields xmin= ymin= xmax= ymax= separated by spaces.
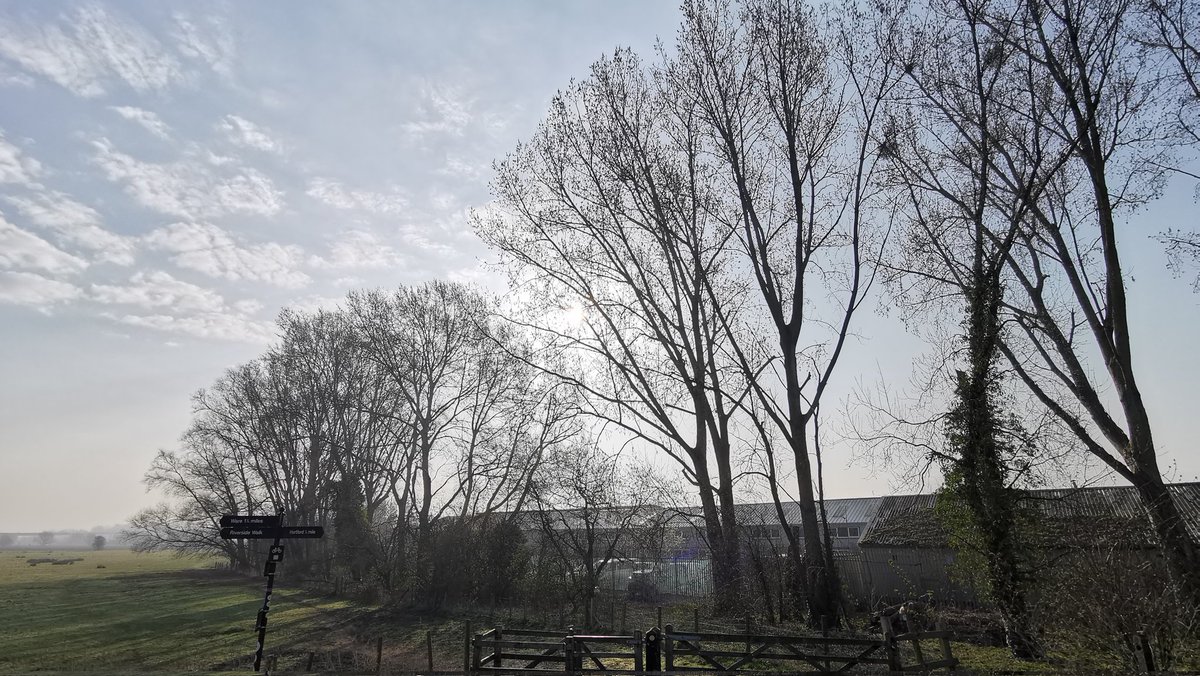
xmin=468 ymin=622 xmax=955 ymax=675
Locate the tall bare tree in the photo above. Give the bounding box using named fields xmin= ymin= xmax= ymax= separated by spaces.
xmin=662 ymin=0 xmax=898 ymax=624
xmin=477 ymin=47 xmax=751 ymax=610
xmin=969 ymin=0 xmax=1200 ymax=603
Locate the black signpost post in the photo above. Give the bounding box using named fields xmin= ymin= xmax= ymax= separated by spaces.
xmin=219 ymin=513 xmax=324 ymax=672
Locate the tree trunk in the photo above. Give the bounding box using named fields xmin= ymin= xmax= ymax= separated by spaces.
xmin=695 ymin=465 xmax=740 ymax=612
xmin=783 ymin=345 xmax=839 ymax=627
xmin=1130 ymin=468 xmax=1200 ymax=602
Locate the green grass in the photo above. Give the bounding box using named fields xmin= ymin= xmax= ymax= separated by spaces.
xmin=4 ymin=551 xmax=1192 ymax=673
xmin=0 ymin=550 xmax=358 ymax=672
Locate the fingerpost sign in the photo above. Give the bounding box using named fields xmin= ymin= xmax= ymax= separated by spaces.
xmin=219 ymin=513 xmax=324 ymax=672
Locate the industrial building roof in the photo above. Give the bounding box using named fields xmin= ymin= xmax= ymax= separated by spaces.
xmin=858 ymin=482 xmax=1200 ymax=548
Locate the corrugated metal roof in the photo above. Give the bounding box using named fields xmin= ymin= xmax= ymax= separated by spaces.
xmin=660 ymin=497 xmax=882 ymax=531
xmin=859 ymin=483 xmax=1200 ymax=548
xmin=732 ymin=497 xmax=882 ymax=526
xmin=857 ymin=494 xmax=944 ymax=547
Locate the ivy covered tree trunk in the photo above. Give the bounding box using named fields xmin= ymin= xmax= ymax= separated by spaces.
xmin=940 ymin=259 xmax=1043 ymax=660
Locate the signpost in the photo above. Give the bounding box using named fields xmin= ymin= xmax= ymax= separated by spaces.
xmin=220 ymin=513 xmax=324 ymax=672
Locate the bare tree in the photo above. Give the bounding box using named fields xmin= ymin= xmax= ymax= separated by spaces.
xmin=477 ymin=46 xmax=751 ymax=609
xmin=348 ymin=282 xmax=573 ymax=599
xmin=1154 ymin=229 xmax=1200 ymax=291
xmin=529 ymin=442 xmax=653 ymax=629
xmin=663 ymin=0 xmax=898 ymax=625
xmin=972 ymin=0 xmax=1200 ymax=603
xmin=869 ymin=0 xmax=1057 ymax=656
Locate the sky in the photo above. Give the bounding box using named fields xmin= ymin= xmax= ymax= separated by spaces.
xmin=0 ymin=1 xmax=1196 ymax=532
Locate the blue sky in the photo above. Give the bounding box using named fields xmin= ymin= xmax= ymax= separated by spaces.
xmin=0 ymin=1 xmax=1196 ymax=531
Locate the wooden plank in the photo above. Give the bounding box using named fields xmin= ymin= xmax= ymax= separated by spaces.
xmin=777 ymin=638 xmax=864 ymax=672
xmin=498 ymin=653 xmax=566 ymax=663
xmin=665 ymin=632 xmax=883 ymax=647
xmin=935 ymin=619 xmax=954 ymax=666
xmin=478 ymin=640 xmax=565 ymax=650
xmin=504 ymin=629 xmax=571 ymax=638
xmin=672 ymin=648 xmax=890 ymax=665
xmin=522 ymin=646 xmax=566 ymax=668
xmin=572 ymin=634 xmax=640 ymax=642
xmin=479 ymin=668 xmax=575 ymax=674
xmin=578 ymin=642 xmax=607 ymax=670
xmin=835 ymin=644 xmax=881 ymax=673
xmin=726 ymin=641 xmax=773 ymax=670
xmin=673 ymin=639 xmax=728 ymax=671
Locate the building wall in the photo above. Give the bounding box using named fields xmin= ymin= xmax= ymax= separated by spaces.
xmin=840 ymin=546 xmax=981 ymax=607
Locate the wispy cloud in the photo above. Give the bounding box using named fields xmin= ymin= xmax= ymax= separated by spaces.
xmin=435 ymin=154 xmax=487 ymax=181
xmin=0 ymin=62 xmax=34 ymax=88
xmin=171 ymin=12 xmax=234 ymax=79
xmin=306 ymin=178 xmax=409 ymax=216
xmin=0 ymin=270 xmax=81 ymax=306
xmin=401 ymin=82 xmax=473 ymax=137
xmin=0 ymin=131 xmax=42 ymax=187
xmin=91 ymin=137 xmax=284 ymax=219
xmin=310 ymin=229 xmax=404 ymax=269
xmin=3 ymin=192 xmax=137 ymax=266
xmin=109 ymin=106 xmax=171 ymax=140
xmin=217 ymin=114 xmax=282 ymax=154
xmin=0 ymin=5 xmax=181 ymax=97
xmin=91 ymin=270 xmax=223 ymax=313
xmin=143 ymin=221 xmax=309 ymax=288
xmin=0 ymin=213 xmax=87 ymax=275
xmin=93 ymin=270 xmax=273 ymax=343
xmin=113 ymin=311 xmax=273 ymax=343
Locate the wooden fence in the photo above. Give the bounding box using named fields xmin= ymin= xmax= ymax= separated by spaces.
xmin=468 ymin=622 xmax=956 ymax=674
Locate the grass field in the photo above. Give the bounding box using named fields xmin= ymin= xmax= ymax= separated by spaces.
xmin=0 ymin=549 xmax=367 ymax=672
xmin=1 ymin=549 xmax=1182 ymax=673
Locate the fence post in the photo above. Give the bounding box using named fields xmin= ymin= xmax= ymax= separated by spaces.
xmin=935 ymin=619 xmax=954 ymax=666
xmin=495 ymin=626 xmax=503 ymax=670
xmin=910 ymin=629 xmax=925 ymax=668
xmin=880 ymin=613 xmax=901 ymax=672
xmin=664 ymin=624 xmax=675 ymax=672
xmin=633 ymin=631 xmax=644 ymax=673
xmin=694 ymin=608 xmax=699 ymax=632
xmin=745 ymin=615 xmax=752 ymax=655
xmin=375 ymin=636 xmax=383 ymax=674
xmin=564 ymin=633 xmax=579 ymax=676
xmin=645 ymin=627 xmax=661 ymax=672
xmin=463 ymin=620 xmax=472 ymax=676
xmin=472 ymin=633 xmax=483 ymax=675
xmin=821 ymin=615 xmax=830 ymax=673
xmin=1133 ymin=631 xmax=1156 ymax=674
xmin=427 ymin=630 xmax=434 ymax=672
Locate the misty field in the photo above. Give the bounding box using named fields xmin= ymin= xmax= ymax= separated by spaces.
xmin=0 ymin=549 xmax=367 ymax=672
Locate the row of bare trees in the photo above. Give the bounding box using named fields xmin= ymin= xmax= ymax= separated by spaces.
xmin=126 ymin=282 xmax=587 ymax=606
xmin=475 ymin=0 xmax=1200 ymax=643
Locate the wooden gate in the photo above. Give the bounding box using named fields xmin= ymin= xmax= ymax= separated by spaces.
xmin=661 ymin=620 xmax=958 ymax=673
xmin=473 ymin=627 xmax=570 ymax=674
xmin=469 ymin=622 xmax=957 ymax=674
